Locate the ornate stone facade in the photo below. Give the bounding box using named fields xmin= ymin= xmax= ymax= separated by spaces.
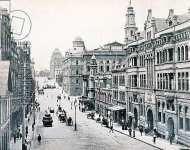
xmin=123 ymin=3 xmax=190 ymax=146
xmin=62 ymin=37 xmax=85 ymax=96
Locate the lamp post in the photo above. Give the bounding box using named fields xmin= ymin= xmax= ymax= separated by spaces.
xmin=74 ymin=98 xmax=77 ymax=131
xmin=108 ymin=111 xmax=111 ymax=127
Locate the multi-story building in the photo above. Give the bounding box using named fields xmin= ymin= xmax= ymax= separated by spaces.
xmin=0 ymin=8 xmax=12 ymax=150
xmin=82 ymin=42 xmax=126 ymax=110
xmin=62 ymin=37 xmax=85 ymax=96
xmin=0 ymin=61 xmax=11 ymax=150
xmin=50 ymin=48 xmax=63 ymax=85
xmin=124 ymin=2 xmax=190 ymax=146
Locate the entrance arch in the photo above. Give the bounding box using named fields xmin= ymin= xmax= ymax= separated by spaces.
xmin=167 ymin=117 xmax=175 ymax=137
xmin=147 ymin=109 xmax=154 ymax=129
xmin=134 ymin=108 xmax=138 ymax=128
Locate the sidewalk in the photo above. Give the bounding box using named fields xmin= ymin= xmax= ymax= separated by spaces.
xmin=61 ymin=91 xmax=190 ymax=150
xmin=10 ymin=112 xmax=39 ymax=150
xmin=91 ymin=113 xmax=189 ymax=150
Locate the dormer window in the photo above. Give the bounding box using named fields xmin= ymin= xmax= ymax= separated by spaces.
xmin=169 ymin=20 xmax=173 ymax=26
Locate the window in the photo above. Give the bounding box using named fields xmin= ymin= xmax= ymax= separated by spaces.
xmin=185 ymin=118 xmax=190 ymax=131
xmin=76 ymin=60 xmax=78 ymax=65
xmin=76 ymin=79 xmax=78 ymax=84
xmin=157 ymin=52 xmax=160 ymax=64
xmin=178 ymin=73 xmax=181 ymax=90
xmin=168 ymin=48 xmax=174 ymax=61
xmin=157 ymin=74 xmax=160 ymax=89
xmin=76 ymin=70 xmax=78 ymax=75
xmin=163 ymin=113 xmax=165 ymax=123
xmin=186 ymin=72 xmax=189 ymax=91
xmin=106 ymin=66 xmax=110 ymax=72
xmin=182 ymin=72 xmax=185 ymax=90
xmin=158 ymin=112 xmax=161 ymax=122
xmin=178 ymin=47 xmax=180 ymax=61
xmin=179 ymin=117 xmax=183 ymax=129
xmin=185 ymin=45 xmax=189 ymax=60
xmin=134 ymin=57 xmax=137 ymax=66
xmin=181 ymin=46 xmax=184 ymax=61
xmin=179 ymin=105 xmax=182 ymax=113
xmin=100 ymin=66 xmax=104 ymax=72
xmin=160 ymin=74 xmax=162 ymax=89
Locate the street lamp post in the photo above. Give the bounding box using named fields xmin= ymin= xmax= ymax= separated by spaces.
xmin=108 ymin=111 xmax=111 ymax=127
xmin=74 ymin=98 xmax=77 ymax=131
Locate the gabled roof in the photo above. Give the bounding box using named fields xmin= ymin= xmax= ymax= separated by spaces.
xmin=154 ymin=18 xmax=168 ymax=32
xmin=0 ymin=61 xmax=10 ymax=96
xmin=177 ymin=13 xmax=190 ymax=23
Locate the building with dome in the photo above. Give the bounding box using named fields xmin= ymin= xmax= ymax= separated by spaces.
xmin=62 ymin=37 xmax=85 ymax=96
xmin=50 ymin=49 xmax=63 ymax=85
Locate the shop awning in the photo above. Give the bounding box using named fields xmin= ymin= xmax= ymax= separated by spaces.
xmin=108 ymin=105 xmax=125 ymax=111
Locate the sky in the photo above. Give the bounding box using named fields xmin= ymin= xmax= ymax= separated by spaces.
xmin=7 ymin=0 xmax=190 ymax=70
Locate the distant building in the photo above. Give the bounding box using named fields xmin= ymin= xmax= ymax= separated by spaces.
xmin=50 ymin=49 xmax=63 ymax=85
xmin=37 ymin=69 xmax=50 ymax=78
xmin=62 ymin=37 xmax=85 ymax=96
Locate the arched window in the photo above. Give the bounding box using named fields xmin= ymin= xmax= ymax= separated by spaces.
xmin=185 ymin=45 xmax=189 ymax=60
xmin=181 ymin=46 xmax=184 ymax=60
xmin=178 ymin=47 xmax=181 ymax=61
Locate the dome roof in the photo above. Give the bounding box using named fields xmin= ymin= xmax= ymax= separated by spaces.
xmin=74 ymin=36 xmax=83 ymax=42
xmin=51 ymin=48 xmax=63 ymax=61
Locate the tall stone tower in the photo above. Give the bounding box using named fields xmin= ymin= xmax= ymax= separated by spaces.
xmin=88 ymin=54 xmax=97 ymax=108
xmin=124 ymin=0 xmax=138 ymax=44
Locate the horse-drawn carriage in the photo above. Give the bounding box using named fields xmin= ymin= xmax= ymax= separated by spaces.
xmin=87 ymin=112 xmax=95 ymax=120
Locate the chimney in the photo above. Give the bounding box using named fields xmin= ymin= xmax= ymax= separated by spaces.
xmin=169 ymin=9 xmax=174 ymax=16
xmin=147 ymin=9 xmax=152 ymax=20
xmin=188 ymin=8 xmax=190 ymax=13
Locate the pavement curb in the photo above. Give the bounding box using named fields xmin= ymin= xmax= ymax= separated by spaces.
xmin=113 ymin=129 xmax=163 ymax=150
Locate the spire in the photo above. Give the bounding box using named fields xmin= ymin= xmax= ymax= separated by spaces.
xmin=129 ymin=0 xmax=132 ymax=6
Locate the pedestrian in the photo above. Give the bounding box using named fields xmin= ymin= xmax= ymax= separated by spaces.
xmin=139 ymin=126 xmax=143 ymax=136
xmin=13 ymin=133 xmax=16 ymax=143
xmin=19 ymin=133 xmax=22 ymax=139
xmin=128 ymin=128 xmax=132 ymax=137
xmin=153 ymin=134 xmax=156 ymax=144
xmin=71 ymin=102 xmax=73 ymax=109
xmin=109 ymin=123 xmax=114 ymax=133
xmin=133 ymin=129 xmax=135 ymax=137
xmin=26 ymin=126 xmax=28 ymax=138
xmin=38 ymin=134 xmax=41 ymax=144
xmin=32 ymin=123 xmax=35 ymax=131
xmin=169 ymin=134 xmax=173 ymax=144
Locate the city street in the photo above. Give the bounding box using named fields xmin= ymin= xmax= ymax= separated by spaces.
xmin=31 ymin=85 xmax=159 ymax=150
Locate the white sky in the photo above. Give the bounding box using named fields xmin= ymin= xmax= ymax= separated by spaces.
xmin=8 ymin=0 xmax=190 ymax=70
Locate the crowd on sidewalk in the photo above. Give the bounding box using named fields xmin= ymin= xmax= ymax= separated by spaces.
xmin=10 ymin=106 xmax=40 ymax=150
